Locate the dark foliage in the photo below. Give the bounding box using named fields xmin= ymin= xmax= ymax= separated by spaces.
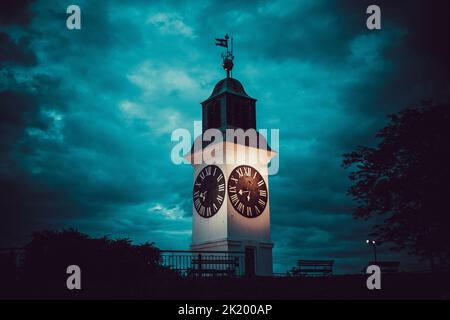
xmin=1 ymin=230 xmax=450 ymax=299
xmin=1 ymin=229 xmax=178 ymax=298
xmin=343 ymin=102 xmax=450 ymax=268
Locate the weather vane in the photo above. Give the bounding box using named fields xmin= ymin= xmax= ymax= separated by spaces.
xmin=215 ymin=34 xmax=234 ymax=78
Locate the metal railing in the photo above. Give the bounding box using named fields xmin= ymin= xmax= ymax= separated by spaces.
xmin=1 ymin=248 xmax=246 ymax=277
xmin=159 ymin=250 xmax=245 ymax=277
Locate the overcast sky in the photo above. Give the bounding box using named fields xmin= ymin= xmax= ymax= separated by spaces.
xmin=1 ymin=0 xmax=449 ymax=273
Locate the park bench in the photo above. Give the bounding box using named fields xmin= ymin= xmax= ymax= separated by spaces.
xmin=190 ymin=254 xmax=240 ymax=277
xmin=368 ymin=261 xmax=400 ymax=273
xmin=293 ymin=260 xmax=334 ymax=276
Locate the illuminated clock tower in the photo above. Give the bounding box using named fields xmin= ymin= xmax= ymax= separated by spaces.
xmin=186 ymin=35 xmax=276 ymax=276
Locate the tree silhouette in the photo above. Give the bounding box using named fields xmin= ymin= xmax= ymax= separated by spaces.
xmin=342 ymin=102 xmax=450 ymax=270
xmin=21 ymin=229 xmax=174 ymax=298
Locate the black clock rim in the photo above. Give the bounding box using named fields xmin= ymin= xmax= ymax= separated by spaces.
xmin=193 ymin=165 xmax=225 ymax=219
xmin=227 ymin=164 xmax=267 ymax=219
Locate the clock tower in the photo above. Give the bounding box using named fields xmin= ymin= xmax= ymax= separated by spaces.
xmin=186 ymin=36 xmax=276 ymax=276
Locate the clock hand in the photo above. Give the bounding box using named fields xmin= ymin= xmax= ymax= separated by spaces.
xmin=199 ymin=191 xmax=208 ymax=202
xmin=238 ymin=189 xmax=251 ymax=202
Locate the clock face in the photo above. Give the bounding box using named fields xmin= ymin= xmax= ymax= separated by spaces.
xmin=193 ymin=165 xmax=225 ymax=218
xmin=228 ymin=165 xmax=268 ymax=218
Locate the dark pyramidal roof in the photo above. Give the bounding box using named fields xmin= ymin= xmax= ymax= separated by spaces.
xmin=203 ymin=77 xmax=256 ymax=103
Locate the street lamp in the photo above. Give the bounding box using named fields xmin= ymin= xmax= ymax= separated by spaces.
xmin=366 ymin=239 xmax=377 ymax=262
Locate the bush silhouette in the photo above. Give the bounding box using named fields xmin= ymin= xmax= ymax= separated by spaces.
xmin=21 ymin=229 xmax=174 ymax=298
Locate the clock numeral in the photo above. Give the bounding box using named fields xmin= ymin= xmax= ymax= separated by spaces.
xmin=218 ymin=183 xmax=225 ymax=192
xmin=193 ymin=190 xmax=200 ymax=198
xmin=257 ymin=180 xmax=264 ymax=187
xmin=206 ymin=207 xmax=212 ymax=217
xmin=228 ymin=186 xmax=236 ymax=193
xmin=246 ymin=206 xmax=253 ymax=217
xmin=195 ymin=182 xmax=201 ymax=187
xmin=255 ymin=206 xmax=261 ymax=215
xmin=259 ymin=189 xmax=267 ymax=197
xmin=243 ymin=166 xmax=252 ymax=176
xmin=194 ymin=198 xmax=201 ymax=210
xmin=217 ymin=173 xmax=223 ymax=182
xmin=253 ymin=171 xmax=257 ymax=179
xmin=237 ymin=202 xmax=245 ymax=214
xmin=199 ymin=172 xmax=205 ymax=180
xmin=199 ymin=206 xmax=206 ymax=216
xmin=230 ymin=194 xmax=239 ymax=205
xmin=205 ymin=167 xmax=211 ymax=176
xmin=217 ymin=194 xmax=224 ymax=204
xmin=213 ymin=167 xmax=217 ymax=176
xmin=230 ymin=176 xmax=238 ymax=184
xmin=258 ymin=199 xmax=266 ymax=207
xmin=236 ymin=168 xmax=244 ymax=178
xmin=213 ymin=203 xmax=218 ymax=212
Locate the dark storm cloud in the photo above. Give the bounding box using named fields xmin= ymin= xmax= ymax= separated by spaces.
xmin=0 ymin=70 xmax=70 ymax=245
xmin=247 ymin=0 xmax=450 ymax=271
xmin=0 ymin=0 xmax=144 ymax=245
xmin=0 ymin=1 xmax=37 ymax=67
xmin=335 ymin=0 xmax=450 ymax=116
xmin=0 ymin=33 xmax=37 ymax=66
xmin=0 ymin=0 xmax=36 ymax=26
xmin=0 ymin=0 xmax=195 ymax=245
xmin=239 ymin=3 xmax=361 ymax=64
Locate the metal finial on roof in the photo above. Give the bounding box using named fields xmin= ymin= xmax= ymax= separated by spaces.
xmin=215 ymin=34 xmax=234 ymax=78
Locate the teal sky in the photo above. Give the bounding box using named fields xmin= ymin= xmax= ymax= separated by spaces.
xmin=1 ymin=0 xmax=449 ymax=273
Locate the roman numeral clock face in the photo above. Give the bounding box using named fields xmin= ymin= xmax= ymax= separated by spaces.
xmin=228 ymin=165 xmax=268 ymax=218
xmin=193 ymin=165 xmax=225 ymax=218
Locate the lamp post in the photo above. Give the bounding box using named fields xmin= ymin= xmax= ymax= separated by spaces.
xmin=366 ymin=239 xmax=377 ymax=263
